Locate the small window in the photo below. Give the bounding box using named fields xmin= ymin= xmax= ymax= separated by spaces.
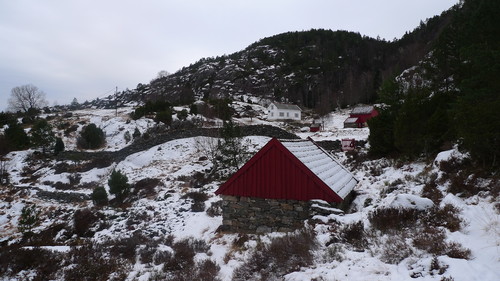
xmin=279 ymin=112 xmax=284 ymax=117
xmin=270 ymin=112 xmax=273 ymax=117
xmin=286 ymin=112 xmax=289 ymax=117
xmin=295 ymin=113 xmax=299 ymax=118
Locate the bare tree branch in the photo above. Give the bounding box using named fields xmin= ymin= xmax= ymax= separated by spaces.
xmin=8 ymin=84 xmax=48 ymax=113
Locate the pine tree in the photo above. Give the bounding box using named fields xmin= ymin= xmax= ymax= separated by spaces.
xmin=18 ymin=204 xmax=40 ymax=239
xmin=78 ymin=123 xmax=105 ymax=149
xmin=91 ymin=186 xmax=108 ymax=206
xmin=31 ymin=119 xmax=55 ymax=155
xmin=4 ymin=122 xmax=30 ymax=150
xmin=108 ymin=170 xmax=130 ymax=202
xmin=54 ymin=137 xmax=65 ymax=155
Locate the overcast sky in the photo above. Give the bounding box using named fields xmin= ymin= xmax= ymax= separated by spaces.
xmin=0 ymin=0 xmax=458 ymax=111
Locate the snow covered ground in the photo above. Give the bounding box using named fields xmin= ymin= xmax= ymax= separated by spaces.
xmin=0 ymin=105 xmax=498 ymax=281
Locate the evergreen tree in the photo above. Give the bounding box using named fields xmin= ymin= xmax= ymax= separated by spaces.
xmin=54 ymin=137 xmax=65 ymax=155
xmin=108 ymin=170 xmax=130 ymax=202
xmin=18 ymin=204 xmax=40 ymax=239
xmin=91 ymin=186 xmax=108 ymax=206
xmin=31 ymin=119 xmax=55 ymax=155
xmin=132 ymin=127 xmax=141 ymax=139
xmin=368 ymin=109 xmax=396 ymax=157
xmin=218 ymin=120 xmax=250 ymax=174
xmin=4 ymin=122 xmax=30 ymax=150
xmin=189 ymin=103 xmax=198 ymax=115
xmin=156 ymin=109 xmax=172 ymax=125
xmin=78 ymin=123 xmax=105 ymax=149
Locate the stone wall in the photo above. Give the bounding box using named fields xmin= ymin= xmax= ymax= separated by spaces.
xmin=219 ymin=195 xmax=311 ymax=233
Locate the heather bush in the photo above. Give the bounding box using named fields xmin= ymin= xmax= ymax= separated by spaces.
xmin=181 ymin=191 xmax=209 ymax=212
xmin=340 ymin=221 xmax=366 ymax=250
xmin=380 ymin=235 xmax=413 ymax=264
xmin=233 ymin=228 xmax=317 ymax=280
xmin=368 ymin=207 xmax=422 ymax=233
xmin=413 ymin=227 xmax=447 ymax=255
xmin=64 ymin=243 xmax=125 ymax=281
xmin=0 ymin=246 xmax=62 ymax=280
xmin=73 ymin=208 xmax=98 ymax=237
xmin=206 ymin=200 xmax=223 ymax=217
xmin=421 ymin=178 xmax=443 ymax=204
xmin=107 ymin=234 xmax=145 ymax=263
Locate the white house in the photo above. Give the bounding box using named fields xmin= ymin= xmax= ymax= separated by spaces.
xmin=267 ymin=102 xmax=302 ymax=121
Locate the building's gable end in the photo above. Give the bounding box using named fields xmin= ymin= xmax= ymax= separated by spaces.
xmin=216 ymin=138 xmax=342 ymax=202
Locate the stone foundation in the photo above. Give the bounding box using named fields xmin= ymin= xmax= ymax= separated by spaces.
xmin=219 ymin=192 xmax=356 ymax=233
xmin=219 ymin=195 xmax=311 ymax=233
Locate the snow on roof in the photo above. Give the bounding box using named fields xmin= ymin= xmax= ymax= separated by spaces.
xmin=344 ymin=117 xmax=359 ymax=123
xmin=271 ymin=102 xmax=302 ymax=111
xmin=281 ymin=139 xmax=357 ymax=199
xmin=351 ymin=105 xmax=375 ymax=115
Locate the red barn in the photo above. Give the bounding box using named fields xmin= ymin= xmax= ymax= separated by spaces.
xmin=215 ymin=138 xmax=357 ymax=203
xmin=344 ymin=105 xmax=379 ymax=128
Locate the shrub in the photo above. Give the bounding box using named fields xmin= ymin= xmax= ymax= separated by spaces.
xmin=0 ymin=246 xmax=62 ymax=280
xmin=421 ymin=179 xmax=443 ymax=204
xmin=91 ymin=186 xmax=108 ymax=206
xmin=73 ymin=208 xmax=98 ymax=237
xmin=448 ymin=171 xmax=480 ymax=197
xmin=206 ymin=200 xmax=223 ymax=217
xmin=430 ymin=256 xmax=448 ymax=276
xmin=107 ymin=234 xmax=145 ymax=262
xmin=413 ymin=227 xmax=447 ymax=255
xmin=368 ymin=207 xmax=421 ymax=233
xmin=124 ymin=131 xmax=131 ymax=143
xmin=164 ymin=239 xmax=196 ymax=271
xmin=445 ymin=242 xmax=472 ymax=259
xmin=65 ymin=243 xmax=124 ymax=281
xmin=340 ymin=221 xmax=366 ymax=250
xmin=431 ymin=204 xmax=463 ymax=232
xmin=77 ymin=123 xmax=105 ymax=149
xmin=177 ymin=109 xmax=188 ymax=121
xmin=108 ymin=170 xmax=130 ymax=202
xmin=181 ymin=191 xmax=209 ymax=212
xmin=381 ymin=235 xmax=413 ymax=264
xmin=233 ymin=228 xmax=317 ymax=280
xmin=132 ymin=178 xmax=160 ymax=198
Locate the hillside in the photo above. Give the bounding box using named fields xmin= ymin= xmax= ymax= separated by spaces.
xmin=0 ymin=105 xmax=498 ymax=280
xmin=1 ymin=0 xmax=499 ymax=280
xmin=73 ymin=7 xmax=453 ymax=112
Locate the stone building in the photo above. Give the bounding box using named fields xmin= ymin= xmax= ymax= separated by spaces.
xmin=215 ymin=138 xmax=357 ymax=233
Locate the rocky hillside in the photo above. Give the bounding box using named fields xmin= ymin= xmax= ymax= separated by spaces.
xmin=75 ymin=7 xmax=454 ymax=112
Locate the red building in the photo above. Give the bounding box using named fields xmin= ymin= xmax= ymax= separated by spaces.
xmin=344 ymin=105 xmax=379 ymax=128
xmin=215 ymin=138 xmax=357 ymax=203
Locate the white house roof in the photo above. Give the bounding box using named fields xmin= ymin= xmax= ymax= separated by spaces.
xmin=281 ymin=139 xmax=358 ymax=199
xmin=271 ymin=102 xmax=302 ymax=111
xmin=351 ymin=105 xmax=375 ymax=115
xmin=344 ymin=117 xmax=359 ymax=124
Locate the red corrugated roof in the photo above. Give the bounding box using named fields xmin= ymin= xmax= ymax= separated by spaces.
xmin=215 ymin=138 xmax=357 ymax=202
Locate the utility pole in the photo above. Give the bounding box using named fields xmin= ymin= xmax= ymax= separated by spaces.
xmin=115 ymin=86 xmax=118 ymax=117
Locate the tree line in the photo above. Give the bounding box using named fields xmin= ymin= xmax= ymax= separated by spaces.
xmin=368 ymin=0 xmax=499 ymax=169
